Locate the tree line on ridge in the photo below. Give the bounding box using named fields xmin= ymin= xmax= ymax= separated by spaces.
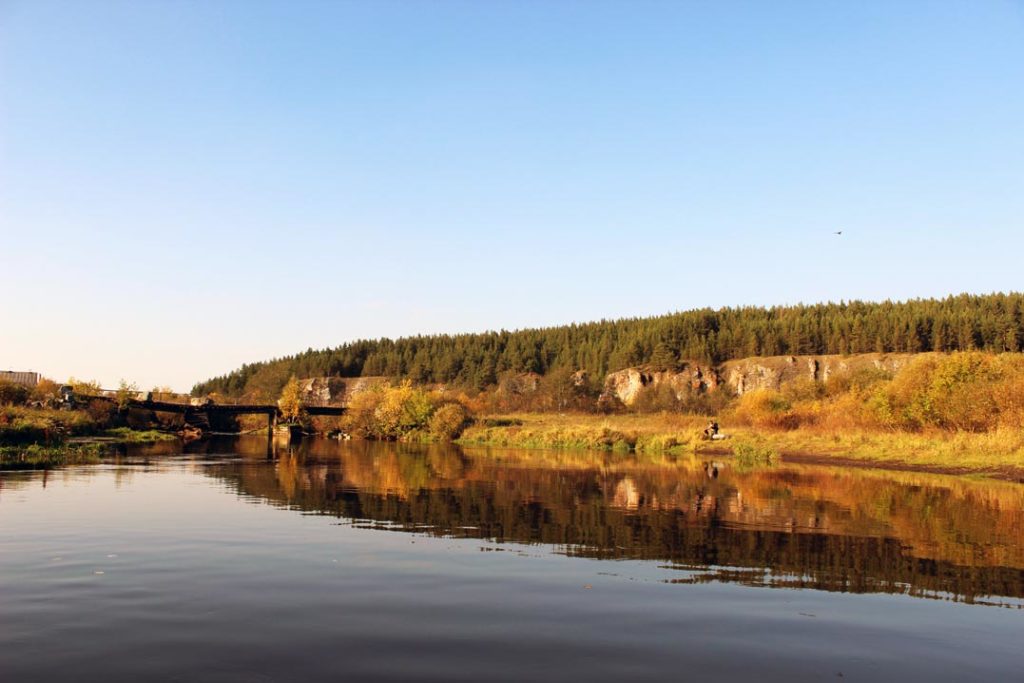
xmin=192 ymin=293 xmax=1024 ymax=399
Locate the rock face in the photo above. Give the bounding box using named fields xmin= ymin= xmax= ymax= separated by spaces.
xmin=601 ymin=353 xmax=920 ymax=406
xmin=602 ymin=363 xmax=719 ymax=406
xmin=299 ymin=377 xmax=387 ymax=406
xmin=299 ymin=353 xmax=924 ymax=409
xmin=720 ymin=353 xmax=917 ymax=395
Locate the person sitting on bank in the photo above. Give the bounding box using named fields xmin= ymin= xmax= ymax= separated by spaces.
xmin=704 ymin=420 xmax=719 ymax=439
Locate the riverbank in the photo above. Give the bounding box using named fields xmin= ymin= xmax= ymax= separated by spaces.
xmin=457 ymin=412 xmax=1024 ymax=479
xmin=0 ymin=406 xmax=181 ymax=469
xmin=1 ymin=406 xmax=181 ymax=442
xmin=0 ymin=443 xmax=107 ymax=470
xmin=0 ymin=428 xmax=180 ymax=469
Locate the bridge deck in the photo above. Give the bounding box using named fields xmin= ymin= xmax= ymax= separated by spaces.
xmin=84 ymin=396 xmax=345 ymax=418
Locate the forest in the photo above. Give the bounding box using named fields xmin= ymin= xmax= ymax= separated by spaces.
xmin=192 ymin=293 xmax=1024 ymax=399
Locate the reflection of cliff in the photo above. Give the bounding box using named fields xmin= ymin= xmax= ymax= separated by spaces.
xmin=204 ymin=438 xmax=1024 ymax=603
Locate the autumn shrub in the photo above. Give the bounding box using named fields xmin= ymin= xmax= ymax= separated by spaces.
xmin=0 ymin=381 xmax=30 ymax=406
xmin=342 ymin=385 xmax=387 ymax=438
xmin=342 ymin=381 xmax=473 ymax=441
xmin=31 ymin=378 xmax=62 ymax=406
xmin=728 ymin=389 xmax=799 ymax=429
xmin=865 ymin=352 xmax=1003 ymax=431
xmin=795 ymin=352 xmax=1024 ymax=433
xmin=373 ymin=382 xmax=433 ymax=439
xmin=66 ymin=377 xmax=103 ymax=395
xmin=278 ymin=376 xmax=305 ymax=423
xmin=990 ymin=370 xmax=1024 ymax=428
xmin=428 ymin=403 xmax=471 ymax=440
xmin=83 ymin=399 xmax=117 ymax=426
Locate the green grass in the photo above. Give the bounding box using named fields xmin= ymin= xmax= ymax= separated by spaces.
xmin=0 ymin=443 xmax=106 ymax=470
xmin=102 ymin=427 xmax=178 ymax=443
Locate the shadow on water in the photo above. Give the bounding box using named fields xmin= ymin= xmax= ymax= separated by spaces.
xmin=176 ymin=435 xmax=1024 ymax=605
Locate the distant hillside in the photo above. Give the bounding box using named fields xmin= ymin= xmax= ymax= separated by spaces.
xmin=192 ymin=293 xmax=1024 ymax=398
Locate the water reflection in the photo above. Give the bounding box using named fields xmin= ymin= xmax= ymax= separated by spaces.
xmin=189 ymin=437 xmax=1024 ymax=604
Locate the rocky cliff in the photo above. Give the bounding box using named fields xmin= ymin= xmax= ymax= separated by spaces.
xmin=300 ymin=353 xmax=922 ymax=408
xmin=719 ymin=353 xmax=916 ymax=395
xmin=298 ymin=376 xmax=388 ymax=406
xmin=601 ymin=353 xmax=919 ymax=406
xmin=601 ymin=363 xmax=719 ymax=405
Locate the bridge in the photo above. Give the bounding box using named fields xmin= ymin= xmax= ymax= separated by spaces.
xmin=80 ymin=395 xmax=345 ymax=435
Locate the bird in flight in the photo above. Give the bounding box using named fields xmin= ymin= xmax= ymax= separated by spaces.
xmin=834 ymin=230 xmax=843 ymax=235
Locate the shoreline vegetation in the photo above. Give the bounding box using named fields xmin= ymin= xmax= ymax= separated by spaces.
xmin=2 ymin=402 xmax=1021 ymax=479
xmin=0 ymin=403 xmax=180 ymax=469
xmin=0 ymin=443 xmax=107 ymax=470
xmin=456 ymin=413 xmax=1024 ymax=480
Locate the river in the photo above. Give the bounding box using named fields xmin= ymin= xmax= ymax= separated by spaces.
xmin=1 ymin=437 xmax=1021 ymax=681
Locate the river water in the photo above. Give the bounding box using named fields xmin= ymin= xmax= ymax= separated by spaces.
xmin=1 ymin=437 xmax=1022 ymax=681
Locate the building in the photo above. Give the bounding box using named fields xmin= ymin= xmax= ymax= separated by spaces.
xmin=1 ymin=371 xmax=40 ymax=387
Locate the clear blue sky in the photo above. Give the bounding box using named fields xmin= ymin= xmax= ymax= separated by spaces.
xmin=2 ymin=1 xmax=1022 ymax=391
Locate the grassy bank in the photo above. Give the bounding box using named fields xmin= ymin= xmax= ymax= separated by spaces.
xmin=0 ymin=407 xmax=180 ymax=445
xmin=101 ymin=427 xmax=179 ymax=443
xmin=0 ymin=407 xmax=181 ymax=472
xmin=457 ymin=412 xmax=1024 ymax=476
xmin=740 ymin=428 xmax=1024 ymax=473
xmin=0 ymin=443 xmax=106 ymax=470
xmin=0 ymin=429 xmax=179 ymax=470
xmin=458 ymin=413 xmax=708 ymax=453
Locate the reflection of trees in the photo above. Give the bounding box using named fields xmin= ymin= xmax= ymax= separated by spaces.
xmin=203 ymin=438 xmax=1024 ymax=603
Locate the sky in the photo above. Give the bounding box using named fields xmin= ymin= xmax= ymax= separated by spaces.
xmin=1 ymin=0 xmax=1023 ymax=392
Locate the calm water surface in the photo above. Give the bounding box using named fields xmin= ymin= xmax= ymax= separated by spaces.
xmin=2 ymin=437 xmax=1022 ymax=681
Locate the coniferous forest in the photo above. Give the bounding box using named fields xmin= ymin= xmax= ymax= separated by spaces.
xmin=192 ymin=293 xmax=1024 ymax=397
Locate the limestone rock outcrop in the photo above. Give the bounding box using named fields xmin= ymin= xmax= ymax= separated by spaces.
xmin=297 ymin=353 xmax=923 ymax=410
xmin=299 ymin=377 xmax=387 ymax=406
xmin=720 ymin=353 xmax=916 ymax=395
xmin=600 ymin=353 xmax=920 ymax=406
xmin=602 ymin=363 xmax=719 ymax=406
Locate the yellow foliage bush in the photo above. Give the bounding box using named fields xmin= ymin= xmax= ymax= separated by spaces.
xmin=728 ymin=389 xmax=799 ymax=429
xmin=342 ymin=381 xmax=473 ymax=441
xmin=429 ymin=403 xmax=471 ymax=441
xmin=723 ymin=351 xmax=1024 ymax=433
xmin=277 ymin=376 xmax=305 ymax=423
xmin=744 ymin=352 xmax=1024 ymax=434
